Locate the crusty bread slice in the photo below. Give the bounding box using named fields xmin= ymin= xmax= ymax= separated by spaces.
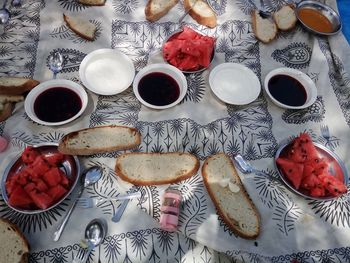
xmin=184 ymin=0 xmax=217 ymax=28
xmin=145 ymin=0 xmax=179 ymax=22
xmin=63 ymin=14 xmax=96 ymax=41
xmin=0 ymin=77 xmax=39 ymax=95
xmin=0 ymin=102 xmax=14 ymax=122
xmin=273 ymin=5 xmax=297 ymax=31
xmin=78 ymin=0 xmax=105 ymax=6
xmin=202 ymin=153 xmax=260 ymax=239
xmin=115 ymin=152 xmax=200 ymax=185
xmin=251 ymin=10 xmax=277 ymax=43
xmin=0 ymin=218 xmax=29 ymax=263
xmin=58 ymin=125 xmax=141 ymax=155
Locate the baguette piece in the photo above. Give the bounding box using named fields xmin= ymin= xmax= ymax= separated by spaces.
xmin=202 ymin=153 xmax=260 ymax=239
xmin=0 ymin=77 xmax=39 ymax=95
xmin=58 ymin=125 xmax=141 ymax=155
xmin=184 ymin=0 xmax=217 ymax=28
xmin=78 ymin=0 xmax=106 ymax=6
xmin=115 ymin=152 xmax=200 ymax=185
xmin=273 ymin=5 xmax=297 ymax=31
xmin=63 ymin=14 xmax=96 ymax=41
xmin=145 ymin=0 xmax=179 ymax=22
xmin=251 ymin=10 xmax=277 ymax=43
xmin=0 ymin=218 xmax=29 ymax=263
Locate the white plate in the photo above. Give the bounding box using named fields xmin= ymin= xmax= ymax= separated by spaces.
xmin=24 ymin=79 xmax=88 ymax=126
xmin=264 ymin=68 xmax=317 ymax=109
xmin=79 ymin=48 xmax=135 ymax=95
xmin=209 ymin=63 xmax=261 ymax=105
xmin=133 ymin=63 xmax=187 ymax=110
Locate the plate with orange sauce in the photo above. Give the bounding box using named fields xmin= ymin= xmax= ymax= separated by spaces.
xmin=296 ymin=0 xmax=342 ymax=36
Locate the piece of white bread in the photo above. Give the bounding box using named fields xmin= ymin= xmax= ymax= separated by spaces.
xmin=58 ymin=125 xmax=141 ymax=155
xmin=184 ymin=0 xmax=217 ymax=28
xmin=202 ymin=153 xmax=260 ymax=239
xmin=115 ymin=152 xmax=200 ymax=185
xmin=251 ymin=10 xmax=277 ymax=43
xmin=0 ymin=218 xmax=29 ymax=263
xmin=0 ymin=77 xmax=39 ymax=95
xmin=145 ymin=0 xmax=179 ymax=22
xmin=63 ymin=14 xmax=96 ymax=41
xmin=78 ymin=0 xmax=105 ymax=6
xmin=273 ymin=5 xmax=297 ymax=31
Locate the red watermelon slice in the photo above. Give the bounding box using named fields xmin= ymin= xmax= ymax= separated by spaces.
xmin=276 ymin=157 xmax=304 ymax=189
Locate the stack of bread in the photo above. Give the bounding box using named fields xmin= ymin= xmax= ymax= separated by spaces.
xmin=252 ymin=5 xmax=297 ymax=43
xmin=0 ymin=77 xmax=39 ymax=122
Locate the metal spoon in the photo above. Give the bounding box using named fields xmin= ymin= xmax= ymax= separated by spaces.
xmin=0 ymin=0 xmax=10 ymax=24
xmin=48 ymin=51 xmax=64 ymax=79
xmin=53 ymin=166 xmax=103 ymax=242
xmin=80 ymin=218 xmax=107 ymax=263
xmin=11 ymin=0 xmax=21 ymax=7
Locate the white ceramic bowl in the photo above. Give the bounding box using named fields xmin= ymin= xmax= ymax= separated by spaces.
xmin=24 ymin=79 xmax=88 ymax=126
xmin=264 ymin=68 xmax=317 ymax=110
xmin=209 ymin=63 xmax=261 ymax=105
xmin=133 ymin=63 xmax=188 ymax=110
xmin=79 ymin=48 xmax=135 ymax=95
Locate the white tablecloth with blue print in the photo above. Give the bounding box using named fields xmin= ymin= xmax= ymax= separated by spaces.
xmin=1 ymin=0 xmax=350 ymax=262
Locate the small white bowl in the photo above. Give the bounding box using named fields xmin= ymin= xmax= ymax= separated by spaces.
xmin=264 ymin=68 xmax=317 ymax=110
xmin=79 ymin=48 xmax=135 ymax=95
xmin=24 ymin=79 xmax=88 ymax=126
xmin=133 ymin=63 xmax=188 ymax=110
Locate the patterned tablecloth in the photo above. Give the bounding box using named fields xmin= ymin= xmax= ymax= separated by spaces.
xmin=1 ymin=0 xmax=350 ymax=262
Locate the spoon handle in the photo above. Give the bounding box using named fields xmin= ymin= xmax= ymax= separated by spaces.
xmin=53 ymin=187 xmax=84 ymax=242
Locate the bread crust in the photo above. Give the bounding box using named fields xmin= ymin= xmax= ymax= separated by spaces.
xmin=0 ymin=77 xmax=39 ymax=95
xmin=251 ymin=10 xmax=277 ymax=44
xmin=201 ymin=153 xmax=261 ymax=239
xmin=78 ymin=0 xmax=106 ymax=6
xmin=58 ymin=125 xmax=141 ymax=155
xmin=0 ymin=218 xmax=29 ymax=263
xmin=115 ymin=152 xmax=200 ymax=185
xmin=145 ymin=0 xmax=179 ymax=22
xmin=273 ymin=4 xmax=297 ymax=31
xmin=184 ymin=0 xmax=217 ymax=28
xmin=0 ymin=102 xmax=14 ymax=122
xmin=63 ymin=14 xmax=96 ymax=41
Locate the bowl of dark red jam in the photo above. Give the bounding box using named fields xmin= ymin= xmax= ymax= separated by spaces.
xmin=24 ymin=79 xmax=88 ymax=126
xmin=264 ymin=68 xmax=317 ymax=110
xmin=132 ymin=63 xmax=188 ymax=110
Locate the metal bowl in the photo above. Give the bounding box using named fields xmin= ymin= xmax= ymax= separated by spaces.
xmin=275 ymin=140 xmax=348 ymax=200
xmin=162 ymin=29 xmax=215 ymax=74
xmin=295 ymin=0 xmax=342 ymax=36
xmin=1 ymin=143 xmax=80 ymax=214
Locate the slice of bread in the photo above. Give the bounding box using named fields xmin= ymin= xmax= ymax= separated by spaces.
xmin=78 ymin=0 xmax=105 ymax=6
xmin=58 ymin=125 xmax=141 ymax=155
xmin=184 ymin=0 xmax=217 ymax=28
xmin=145 ymin=0 xmax=179 ymax=22
xmin=115 ymin=152 xmax=200 ymax=185
xmin=202 ymin=153 xmax=260 ymax=239
xmin=63 ymin=14 xmax=96 ymax=41
xmin=0 ymin=77 xmax=39 ymax=95
xmin=0 ymin=218 xmax=29 ymax=263
xmin=251 ymin=10 xmax=277 ymax=43
xmin=0 ymin=102 xmax=14 ymax=122
xmin=273 ymin=5 xmax=297 ymax=31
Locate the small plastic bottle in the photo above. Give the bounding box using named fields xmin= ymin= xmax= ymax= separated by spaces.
xmin=159 ymin=188 xmax=182 ymax=232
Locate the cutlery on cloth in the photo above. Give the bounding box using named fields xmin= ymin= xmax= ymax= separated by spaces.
xmin=111 ymin=199 xmax=130 ymax=223
xmin=48 ymin=51 xmax=64 ymax=79
xmin=0 ymin=0 xmax=10 ymax=24
xmin=53 ymin=166 xmax=102 ymax=242
xmin=11 ymin=0 xmax=21 ymax=7
xmin=76 ymin=192 xmax=141 ymax=209
xmin=72 ymin=218 xmax=107 ymax=263
xmin=257 ymin=0 xmax=270 ymax=18
xmin=320 ymin=124 xmax=334 ymax=150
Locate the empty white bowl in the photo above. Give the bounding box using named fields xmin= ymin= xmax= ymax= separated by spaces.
xmin=24 ymin=79 xmax=88 ymax=126
xmin=264 ymin=68 xmax=317 ymax=110
xmin=133 ymin=63 xmax=188 ymax=110
xmin=79 ymin=48 xmax=135 ymax=95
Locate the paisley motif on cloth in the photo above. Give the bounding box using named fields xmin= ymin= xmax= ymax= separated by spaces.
xmin=272 ymin=42 xmax=312 ymax=69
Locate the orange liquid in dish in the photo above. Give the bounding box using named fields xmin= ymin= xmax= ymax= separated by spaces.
xmin=298 ymin=8 xmax=333 ymax=33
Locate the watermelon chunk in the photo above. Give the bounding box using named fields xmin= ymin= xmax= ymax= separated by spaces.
xmin=276 ymin=158 xmax=304 ymax=189
xmin=47 ymin=185 xmax=68 ymax=202
xmin=44 ymin=153 xmax=65 ymax=166
xmin=8 ymin=185 xmax=33 ymax=208
xmin=21 ymin=146 xmax=40 ymax=164
xmin=43 ymin=167 xmax=64 ymax=187
xmin=28 ymin=191 xmax=53 ymax=210
xmin=31 ymin=155 xmax=50 ymax=175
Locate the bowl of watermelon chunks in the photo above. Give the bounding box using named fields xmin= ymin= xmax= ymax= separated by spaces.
xmin=1 ymin=143 xmax=80 ymax=214
xmin=275 ymin=133 xmax=348 ymax=200
xmin=162 ymin=26 xmax=216 ymax=73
